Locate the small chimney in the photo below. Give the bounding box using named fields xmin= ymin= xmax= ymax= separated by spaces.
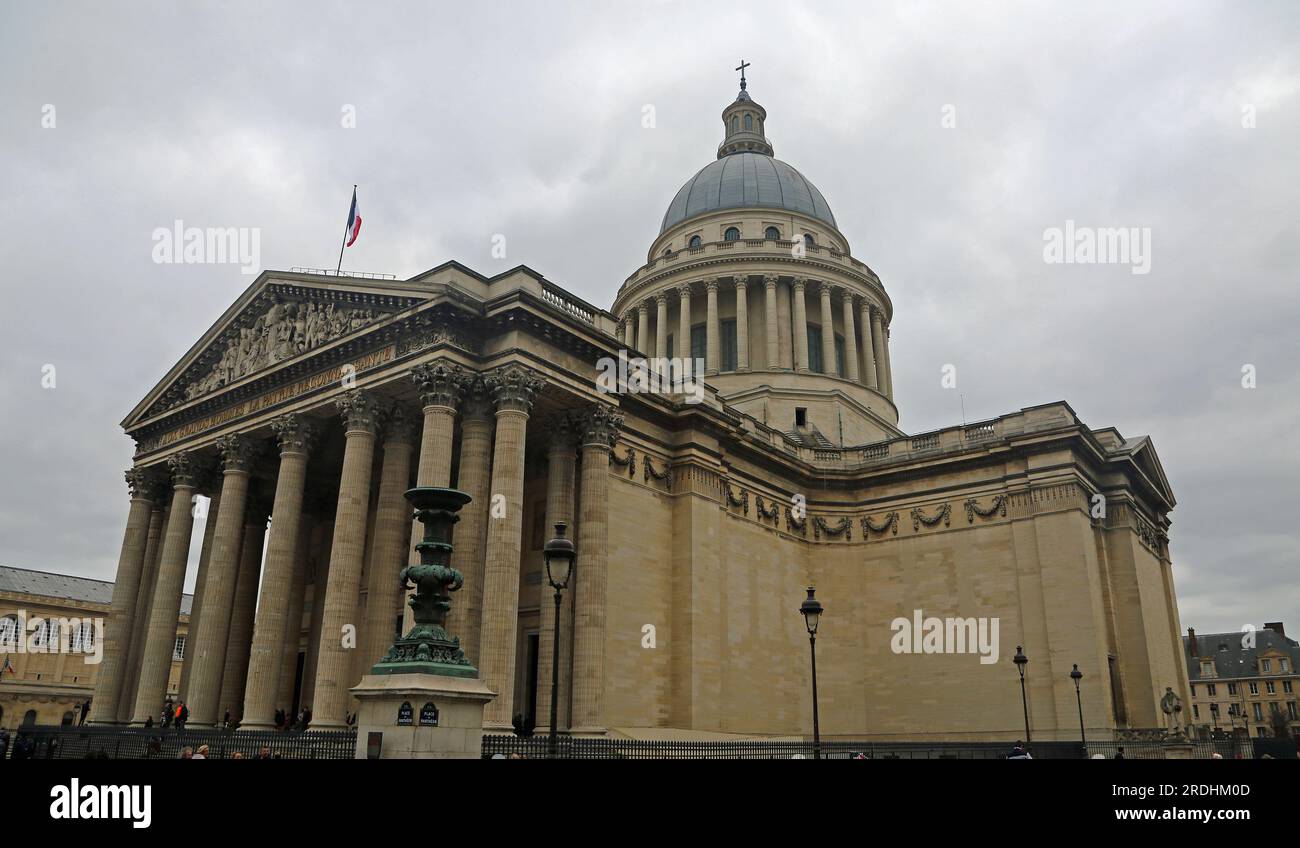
xmin=1187 ymin=627 xmax=1198 ymax=656
xmin=1265 ymin=622 xmax=1286 ymax=639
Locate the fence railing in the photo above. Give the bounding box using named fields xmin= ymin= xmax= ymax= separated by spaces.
xmin=2 ymin=725 xmax=356 ymax=760
xmin=481 ymin=736 xmax=1239 ymax=760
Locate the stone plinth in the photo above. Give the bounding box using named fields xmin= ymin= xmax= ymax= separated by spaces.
xmin=351 ymin=673 xmax=496 ymax=759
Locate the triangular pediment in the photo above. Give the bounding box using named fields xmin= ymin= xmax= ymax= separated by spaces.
xmin=1122 ymin=435 xmax=1176 ymax=509
xmin=126 ymin=273 xmax=428 ymax=427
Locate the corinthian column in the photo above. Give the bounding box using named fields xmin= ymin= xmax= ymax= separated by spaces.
xmin=360 ymin=404 xmax=417 ymax=673
xmin=310 ymin=390 xmax=382 ymax=729
xmin=880 ymin=317 xmax=895 ymax=399
xmin=820 ymin=282 xmax=838 ymax=377
xmin=764 ymin=274 xmax=779 ymax=369
xmin=705 ymin=278 xmax=720 ymax=375
xmin=655 ymin=293 xmax=669 ymax=361
xmin=445 ymin=375 xmax=493 ymax=664
xmin=88 ymin=468 xmax=159 ymax=724
xmin=217 ymin=497 xmax=268 ymax=723
xmin=179 ymin=485 xmax=221 ymax=703
xmin=734 ymin=277 xmax=750 ymax=372
xmin=118 ymin=495 xmax=167 ymax=722
xmin=860 ymin=299 xmax=878 ymax=390
xmin=637 ymin=302 xmax=650 ymax=355
xmin=479 ymin=364 xmax=544 ymax=729
xmin=841 ymin=290 xmax=860 ymax=382
xmin=871 ymin=307 xmax=889 ymax=397
xmin=536 ymin=412 xmax=577 ymax=729
xmin=131 ymin=451 xmax=199 ymax=724
xmin=405 ymin=362 xmax=463 ymax=633
xmin=571 ymin=404 xmax=623 ymax=735
xmin=677 ymin=284 xmax=692 ymax=363
xmin=186 ymin=434 xmax=256 ymax=726
xmin=792 ymin=277 xmax=810 ymax=372
xmin=241 ymin=414 xmax=316 ymax=730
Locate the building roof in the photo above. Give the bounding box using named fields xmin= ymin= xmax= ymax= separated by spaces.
xmin=0 ymin=565 xmax=193 ymax=616
xmin=660 ymin=152 xmax=837 ymax=234
xmin=1184 ymin=627 xmax=1299 ymax=681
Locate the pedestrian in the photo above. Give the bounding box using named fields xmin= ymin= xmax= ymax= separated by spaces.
xmin=78 ymin=699 xmax=91 ymax=725
xmin=144 ymin=716 xmax=154 ymax=728
xmin=1114 ymin=746 xmax=1125 ymax=760
xmin=257 ymin=746 xmax=272 ymax=760
xmin=1006 ymin=740 xmax=1032 ymax=759
xmin=193 ymin=744 xmax=209 ymax=760
xmin=176 ymin=701 xmax=189 ymax=731
xmin=223 ymin=710 xmax=232 ymax=729
xmin=274 ymin=708 xmax=284 ymax=730
xmin=179 ymin=746 xmax=193 ymax=759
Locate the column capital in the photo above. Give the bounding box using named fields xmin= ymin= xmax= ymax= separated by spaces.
xmin=654 ymin=291 xmax=670 ymax=307
xmin=382 ymin=403 xmax=420 ymax=446
xmin=870 ymin=304 xmax=886 ymax=323
xmin=703 ymin=277 xmax=720 ymax=293
xmin=457 ymin=373 xmax=495 ymax=423
xmin=487 ymin=364 xmax=544 ymax=415
xmin=639 ymin=300 xmax=653 ymax=315
xmin=215 ymin=433 xmax=258 ymax=473
xmin=410 ymin=360 xmax=464 ymax=410
xmin=791 ymin=276 xmax=808 ymax=292
xmin=270 ymin=413 xmax=317 ymax=456
xmin=125 ymin=467 xmax=166 ymax=501
xmin=734 ymin=276 xmax=750 ymax=292
xmin=543 ymin=410 xmax=581 ymax=454
xmin=676 ymin=283 xmax=693 ymax=299
xmin=817 ymin=280 xmax=833 ymax=298
xmin=577 ymin=404 xmax=624 ymax=449
xmin=336 ymin=389 xmax=384 ymax=435
xmin=763 ymin=273 xmax=780 ymax=289
xmin=167 ymin=451 xmax=199 ymax=488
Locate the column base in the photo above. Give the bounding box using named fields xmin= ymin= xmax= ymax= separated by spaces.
xmin=567 ymin=725 xmax=608 ymax=738
xmin=351 ymin=672 xmax=497 ymax=759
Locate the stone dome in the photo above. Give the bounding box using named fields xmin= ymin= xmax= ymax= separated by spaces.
xmin=659 ymin=153 xmax=837 ymax=235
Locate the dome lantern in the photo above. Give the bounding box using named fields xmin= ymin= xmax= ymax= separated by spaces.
xmin=719 ymin=59 xmax=773 ymax=158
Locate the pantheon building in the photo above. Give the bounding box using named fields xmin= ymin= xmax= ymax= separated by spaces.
xmin=90 ymin=79 xmax=1191 ymax=741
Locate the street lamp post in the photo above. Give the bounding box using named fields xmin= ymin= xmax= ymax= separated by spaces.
xmin=799 ymin=587 xmax=824 ymax=760
xmin=542 ymin=522 xmax=576 ymax=760
xmin=1070 ymin=664 xmax=1087 ymax=757
xmin=1013 ymin=646 xmax=1031 ymax=750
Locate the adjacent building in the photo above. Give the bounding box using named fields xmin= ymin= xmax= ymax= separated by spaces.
xmin=1184 ymin=623 xmax=1300 ymax=739
xmin=0 ymin=566 xmax=191 ymax=730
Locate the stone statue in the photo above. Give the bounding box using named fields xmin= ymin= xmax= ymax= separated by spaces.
xmin=1160 ymin=686 xmax=1184 ymax=736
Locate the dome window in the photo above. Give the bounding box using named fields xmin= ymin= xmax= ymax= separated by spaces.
xmin=744 ymin=114 xmax=753 ymax=131
xmin=732 ymin=116 xmax=739 ymax=133
xmin=663 ymin=248 xmax=672 ymax=257
xmin=803 ymin=233 xmax=816 ymax=249
xmin=765 ymin=226 xmax=780 ymax=240
xmin=688 ymin=235 xmax=702 ymax=248
xmin=724 ymin=227 xmax=741 ymax=242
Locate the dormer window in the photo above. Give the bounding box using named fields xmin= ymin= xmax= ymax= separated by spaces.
xmin=765 ymin=226 xmax=780 ymax=240
xmin=688 ymin=235 xmax=702 ymax=248
xmin=724 ymin=227 xmax=741 ymax=242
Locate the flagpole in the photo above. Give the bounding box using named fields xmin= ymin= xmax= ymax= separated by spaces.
xmin=336 ymin=184 xmax=356 ymax=275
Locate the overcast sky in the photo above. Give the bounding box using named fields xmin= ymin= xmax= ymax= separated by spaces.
xmin=1 ymin=1 xmax=1296 ymax=636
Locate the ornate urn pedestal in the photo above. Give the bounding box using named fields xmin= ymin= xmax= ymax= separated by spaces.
xmin=351 ymin=487 xmax=496 ymax=759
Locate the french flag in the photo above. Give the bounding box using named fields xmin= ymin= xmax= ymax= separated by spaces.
xmin=344 ymin=187 xmax=362 ymax=247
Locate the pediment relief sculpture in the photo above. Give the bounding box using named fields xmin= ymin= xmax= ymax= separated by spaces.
xmin=158 ymin=294 xmax=397 ymax=412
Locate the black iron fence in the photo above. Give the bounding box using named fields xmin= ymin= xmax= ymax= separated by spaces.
xmin=1 ymin=725 xmax=356 ymax=760
xmin=481 ymin=735 xmax=1257 ymax=760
